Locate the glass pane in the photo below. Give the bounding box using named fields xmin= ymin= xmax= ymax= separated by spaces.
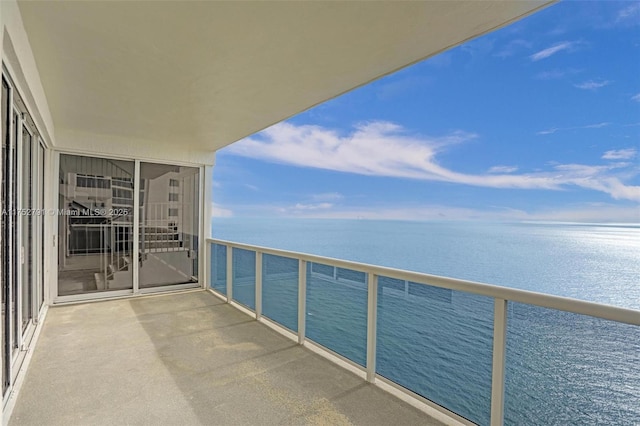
xmin=11 ymin=113 xmax=18 ymax=348
xmin=21 ymin=127 xmax=33 ymax=330
xmin=210 ymin=243 xmax=227 ymax=295
xmin=1 ymin=77 xmax=9 ymax=394
xmin=58 ymin=154 xmax=134 ymax=295
xmin=506 ymin=303 xmax=640 ymax=425
xmin=139 ymin=163 xmax=199 ymax=288
xmin=376 ymin=277 xmax=493 ymax=425
xmin=232 ymin=248 xmax=255 ymax=309
xmin=38 ymin=143 xmax=44 ymax=309
xmin=306 ymin=262 xmax=367 ymax=366
xmin=262 ymin=254 xmax=298 ymax=331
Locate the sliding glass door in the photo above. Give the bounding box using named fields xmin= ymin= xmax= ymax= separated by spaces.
xmin=2 ymin=69 xmax=47 ymax=399
xmin=139 ymin=163 xmax=199 ymax=288
xmin=57 ymin=157 xmax=200 ymax=297
xmin=57 ymin=155 xmax=134 ymax=296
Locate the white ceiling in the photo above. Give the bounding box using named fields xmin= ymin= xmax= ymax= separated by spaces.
xmin=18 ymin=1 xmax=551 ymax=153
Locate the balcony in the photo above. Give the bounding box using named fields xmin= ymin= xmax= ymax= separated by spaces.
xmin=9 ymin=239 xmax=639 ymax=425
xmin=9 ymin=291 xmax=444 ymax=426
xmin=207 ymin=239 xmax=640 ymax=425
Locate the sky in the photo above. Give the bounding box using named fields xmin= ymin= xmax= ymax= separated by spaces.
xmin=213 ymin=1 xmax=640 ymax=223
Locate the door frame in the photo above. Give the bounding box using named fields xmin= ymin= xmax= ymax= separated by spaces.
xmin=53 ymin=150 xmax=204 ymax=304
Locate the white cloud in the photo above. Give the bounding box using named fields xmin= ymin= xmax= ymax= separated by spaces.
xmin=311 ymin=192 xmax=343 ymax=201
xmin=488 ymin=165 xmax=518 ymax=174
xmin=617 ymin=3 xmax=640 ymax=23
xmin=226 ymin=121 xmax=640 ymax=202
xmin=293 ymin=202 xmax=333 ymax=211
xmin=631 ymin=93 xmax=640 ymax=102
xmin=243 ymin=184 xmax=259 ymax=191
xmin=537 ymin=122 xmax=609 ymax=135
xmin=602 ymin=148 xmax=637 ymax=160
xmin=530 ymin=41 xmax=575 ymax=61
xmin=535 ymin=68 xmax=581 ymax=80
xmin=495 ymin=39 xmax=531 ymax=58
xmin=537 ymin=128 xmax=558 ymax=135
xmin=212 ymin=203 xmax=233 ymax=218
xmin=574 ymin=80 xmax=611 ymax=90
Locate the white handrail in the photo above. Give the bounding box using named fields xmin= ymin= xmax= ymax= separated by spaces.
xmin=208 ymin=238 xmax=640 ymax=326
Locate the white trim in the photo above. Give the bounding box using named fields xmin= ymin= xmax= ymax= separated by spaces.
xmin=258 ymin=315 xmax=298 ymax=342
xmin=255 ymin=251 xmax=262 ymax=320
xmin=53 ymin=287 xmax=202 ymax=307
xmin=297 ymin=259 xmax=306 ymax=345
xmin=228 ymin=299 xmax=256 ymax=319
xmin=132 ymin=160 xmax=140 ymax=294
xmin=226 ymin=247 xmax=233 ymax=301
xmin=374 ymin=375 xmax=472 ymax=426
xmin=490 ymin=299 xmax=508 ymax=426
xmin=303 ymin=339 xmax=366 ymax=379
xmin=14 ymin=107 xmax=23 ymax=359
xmin=138 ymin=283 xmax=200 ymax=295
xmin=52 ymin=147 xmax=208 ymax=168
xmin=2 ymin=304 xmax=48 ymax=426
xmin=49 ymin=150 xmax=60 ymax=303
xmin=207 ymin=288 xmax=227 ymax=303
xmin=366 ymin=272 xmax=377 ymax=383
xmin=54 ymin=289 xmax=134 ymax=304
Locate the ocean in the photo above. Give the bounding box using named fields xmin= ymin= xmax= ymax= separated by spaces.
xmin=211 ymin=218 xmax=640 ymax=425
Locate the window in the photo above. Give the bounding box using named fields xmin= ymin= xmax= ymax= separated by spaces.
xmin=168 ymin=193 xmax=179 ymax=202
xmin=169 ymin=179 xmax=179 ymax=187
xmin=168 ymin=208 xmax=179 ymax=217
xmin=76 ymin=175 xmax=110 ymax=189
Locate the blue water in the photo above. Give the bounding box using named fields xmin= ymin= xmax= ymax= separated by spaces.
xmin=211 ymin=219 xmax=640 ymax=425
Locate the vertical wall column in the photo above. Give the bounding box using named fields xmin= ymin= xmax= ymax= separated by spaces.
xmin=132 ymin=160 xmax=140 ymax=294
xmin=201 ymin=164 xmax=214 ymax=289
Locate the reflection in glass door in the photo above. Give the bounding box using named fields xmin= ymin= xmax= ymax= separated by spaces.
xmin=139 ymin=163 xmax=199 ymax=288
xmin=1 ymin=76 xmax=10 ymax=396
xmin=21 ymin=125 xmax=33 ymax=330
xmin=57 ymin=155 xmax=134 ymax=296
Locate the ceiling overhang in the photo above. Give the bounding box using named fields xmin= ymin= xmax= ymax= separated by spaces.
xmin=18 ymin=1 xmax=552 ymax=153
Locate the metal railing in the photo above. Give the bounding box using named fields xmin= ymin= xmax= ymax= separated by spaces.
xmin=206 ymin=238 xmax=640 ymax=426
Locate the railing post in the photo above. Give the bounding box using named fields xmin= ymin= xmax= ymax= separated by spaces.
xmin=298 ymin=259 xmax=307 ymax=345
xmin=203 ymin=240 xmax=210 ymax=290
xmin=226 ymin=245 xmax=233 ymax=302
xmin=366 ymin=273 xmax=378 ymax=382
xmin=255 ymin=251 xmax=262 ymax=320
xmin=491 ymin=298 xmax=508 ymax=426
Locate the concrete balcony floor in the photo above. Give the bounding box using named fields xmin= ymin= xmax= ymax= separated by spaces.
xmin=10 ymin=290 xmax=443 ymax=425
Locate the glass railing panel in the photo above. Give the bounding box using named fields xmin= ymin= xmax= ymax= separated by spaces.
xmin=232 ymin=248 xmax=256 ymax=310
xmin=306 ymin=262 xmax=367 ymax=366
xmin=376 ymin=276 xmax=493 ymax=425
xmin=262 ymin=254 xmax=299 ymax=331
xmin=505 ymin=303 xmax=640 ymax=425
xmin=210 ymin=243 xmax=227 ymax=295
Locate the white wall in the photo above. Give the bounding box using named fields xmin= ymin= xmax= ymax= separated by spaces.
xmin=0 ymin=0 xmax=55 ymax=146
